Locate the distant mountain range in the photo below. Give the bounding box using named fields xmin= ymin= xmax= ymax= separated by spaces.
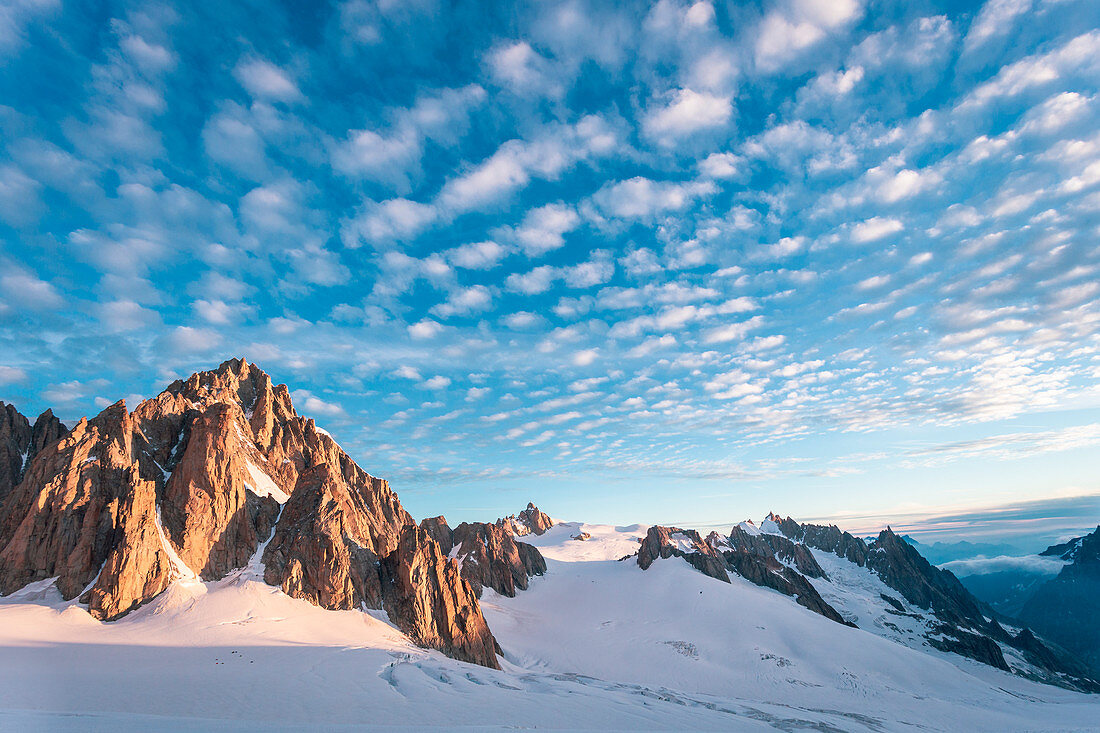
xmin=0 ymin=359 xmax=1096 ymax=729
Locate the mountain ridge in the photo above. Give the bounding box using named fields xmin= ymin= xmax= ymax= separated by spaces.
xmin=0 ymin=358 xmax=545 ymax=669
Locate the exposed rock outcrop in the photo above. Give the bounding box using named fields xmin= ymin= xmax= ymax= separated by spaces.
xmin=721 ymin=549 xmax=850 ymax=626
xmin=777 ymin=517 xmax=868 ymax=566
xmin=726 ymin=524 xmax=828 ymax=580
xmin=380 ymin=525 xmax=500 ymax=669
xmin=636 ymin=526 xmax=729 ymax=582
xmin=419 ymin=515 xmax=454 ymax=555
xmin=1020 ymin=527 xmax=1100 ymax=675
xmin=497 ymin=502 xmax=553 ymax=537
xmin=0 ymin=403 xmax=67 ymax=506
xmin=0 ymin=358 xmax=502 ymax=668
xmin=451 ymin=520 xmax=547 ymax=597
xmin=262 ymin=463 xmax=388 ymax=610
xmin=0 ymin=401 xmax=166 ymax=615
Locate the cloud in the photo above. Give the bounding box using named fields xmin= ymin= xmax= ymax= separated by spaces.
xmin=0 ymin=366 xmax=28 ymax=385
xmin=510 ymin=203 xmax=580 ymax=256
xmin=445 ymin=241 xmax=508 ymax=270
xmin=0 ymin=270 xmax=65 ymax=311
xmin=592 ymin=177 xmax=715 ymax=220
xmin=408 ymin=319 xmax=444 ymax=339
xmin=964 ymin=0 xmax=1032 ymax=51
xmin=233 ymin=59 xmax=301 ymax=102
xmin=755 ymin=0 xmax=863 ymax=70
xmin=939 ymin=553 xmax=1066 ymax=578
xmin=643 ymin=88 xmax=732 ymax=143
xmin=342 ymin=198 xmax=437 ymax=247
xmin=850 ymin=216 xmax=904 ymax=243
xmin=488 ymin=41 xmax=561 ymax=98
xmin=431 ymin=285 xmax=493 ymax=318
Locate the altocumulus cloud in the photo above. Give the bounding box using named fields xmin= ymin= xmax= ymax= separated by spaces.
xmin=1 ymin=0 xmax=1099 ymax=527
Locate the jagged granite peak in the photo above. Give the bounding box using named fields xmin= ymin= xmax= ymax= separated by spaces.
xmin=419 ymin=515 xmax=454 ymax=555
xmin=774 ymin=517 xmax=1098 ymax=689
xmin=0 ymin=359 xmax=502 ymax=668
xmin=0 ymin=400 xmax=167 ymax=614
xmin=262 ymin=462 xmax=394 ymax=610
xmin=636 ymin=525 xmax=849 ymax=624
xmin=865 ymin=527 xmax=992 ymax=630
xmin=636 ymin=526 xmax=730 ymax=582
xmin=1020 ymin=526 xmax=1100 ymax=675
xmin=776 ymin=516 xmax=869 ymax=567
xmin=380 ymin=524 xmax=501 ymax=669
xmin=0 ymin=402 xmax=68 ymax=505
xmin=497 ymin=502 xmax=554 ymax=537
xmin=726 ymin=524 xmax=828 ymax=580
xmin=1038 ymin=532 xmax=1090 ymax=561
xmin=450 ymin=520 xmax=547 ymax=598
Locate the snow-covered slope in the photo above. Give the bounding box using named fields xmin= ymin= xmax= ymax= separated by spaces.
xmin=1 ymin=521 xmax=1096 ymax=731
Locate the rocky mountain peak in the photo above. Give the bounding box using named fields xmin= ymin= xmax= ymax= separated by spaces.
xmin=0 ymin=359 xmax=503 ymax=668
xmin=497 ymin=502 xmax=554 ymax=537
xmin=0 ymin=402 xmax=69 ymax=505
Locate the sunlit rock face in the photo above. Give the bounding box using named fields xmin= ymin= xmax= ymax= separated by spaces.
xmin=0 ymin=359 xmax=500 ymax=668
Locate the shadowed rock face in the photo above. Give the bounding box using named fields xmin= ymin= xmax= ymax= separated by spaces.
xmin=776 ymin=517 xmax=868 ymax=567
xmin=381 ymin=525 xmax=500 ymax=669
xmin=0 ymin=358 xmax=502 ymax=668
xmin=637 ymin=526 xmax=730 ymax=583
xmin=0 ymin=403 xmax=67 ymax=506
xmin=451 ymin=520 xmax=547 ymax=598
xmin=726 ymin=525 xmax=828 ymax=580
xmin=775 ymin=517 xmax=1099 ymax=690
xmin=1020 ymin=527 xmax=1100 ymax=676
xmin=0 ymin=402 xmax=166 ymax=616
xmin=720 ymin=550 xmax=851 ymax=626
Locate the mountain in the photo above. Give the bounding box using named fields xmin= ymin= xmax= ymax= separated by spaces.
xmin=1020 ymin=527 xmax=1100 ymax=674
xmin=3 ymin=518 xmax=1098 ymax=730
xmin=0 ymin=359 xmax=542 ymax=669
xmin=0 ymin=402 xmax=66 ymax=506
xmin=0 ymin=361 xmax=1097 ymax=729
xmin=626 ymin=514 xmax=1097 ymax=691
xmin=916 ymin=539 xmax=1026 ymax=565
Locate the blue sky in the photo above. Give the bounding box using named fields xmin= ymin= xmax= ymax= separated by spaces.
xmin=1 ymin=0 xmax=1099 ymax=544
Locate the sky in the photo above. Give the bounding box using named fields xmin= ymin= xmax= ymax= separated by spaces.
xmin=1 ymin=0 xmax=1099 ymax=542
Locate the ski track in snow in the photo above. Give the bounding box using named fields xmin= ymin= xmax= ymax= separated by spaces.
xmin=0 ymin=521 xmax=1096 ymax=731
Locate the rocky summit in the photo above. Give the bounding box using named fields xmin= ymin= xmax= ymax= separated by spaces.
xmin=630 ymin=515 xmax=1099 ymax=693
xmin=0 ymin=359 xmax=502 ymax=668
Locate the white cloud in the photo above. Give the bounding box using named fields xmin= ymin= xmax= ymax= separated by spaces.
xmin=697 ymin=152 xmax=741 ymax=179
xmin=964 ymin=0 xmax=1032 ymax=51
xmin=755 ymin=0 xmax=862 ymax=70
xmin=572 ymin=348 xmax=599 ymax=366
xmin=511 ymin=203 xmax=580 ymax=256
xmin=431 ymin=285 xmax=493 ymax=318
xmin=506 ymin=265 xmax=557 ymax=295
xmin=234 ymin=59 xmax=301 ymax=102
xmin=851 ymin=216 xmax=904 ymax=243
xmin=165 ymin=326 xmax=221 ymax=353
xmin=643 ymin=88 xmax=732 ymax=143
xmin=0 ymin=270 xmax=64 ymax=310
xmin=488 ymin=41 xmax=561 ymax=97
xmin=959 ymin=31 xmax=1100 ymax=109
xmin=408 ymin=319 xmax=444 ymax=339
xmin=702 ymin=315 xmax=764 ymax=343
xmin=592 ymin=177 xmax=715 ymax=220
xmin=445 ymin=241 xmax=508 ymax=270
xmin=0 ymin=366 xmax=28 ymax=385
xmin=342 ymin=198 xmax=437 ymax=247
